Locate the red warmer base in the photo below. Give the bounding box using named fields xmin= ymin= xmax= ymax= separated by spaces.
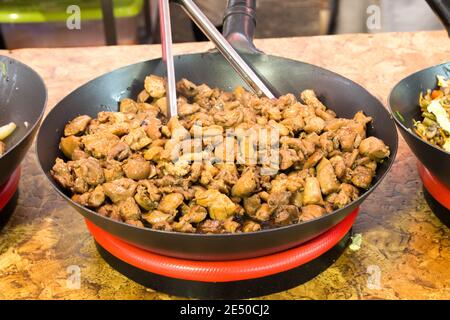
xmin=417 ymin=162 xmax=450 ymax=227
xmin=86 ymin=209 xmax=358 ymax=299
xmin=0 ymin=167 xmax=20 ymax=212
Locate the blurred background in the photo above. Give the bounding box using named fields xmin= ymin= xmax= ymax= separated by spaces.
xmin=0 ymin=0 xmax=445 ymax=49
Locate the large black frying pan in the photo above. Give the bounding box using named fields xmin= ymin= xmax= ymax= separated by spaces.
xmin=36 ymin=1 xmax=398 ymax=260
xmin=389 ymin=62 xmax=450 ymax=187
xmin=0 ymin=56 xmax=47 ymax=186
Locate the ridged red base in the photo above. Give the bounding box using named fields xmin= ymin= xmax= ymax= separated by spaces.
xmin=0 ymin=167 xmax=20 ymax=212
xmin=86 ymin=208 xmax=358 ymax=283
xmin=417 ymin=161 xmax=450 ymax=210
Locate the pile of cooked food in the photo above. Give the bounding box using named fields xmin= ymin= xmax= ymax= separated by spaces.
xmin=51 ymin=75 xmax=390 ymax=234
xmin=0 ymin=122 xmax=16 ymax=156
xmin=414 ymin=75 xmax=450 ymax=152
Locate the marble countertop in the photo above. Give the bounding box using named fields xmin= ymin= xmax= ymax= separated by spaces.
xmin=0 ymin=31 xmax=449 ymax=299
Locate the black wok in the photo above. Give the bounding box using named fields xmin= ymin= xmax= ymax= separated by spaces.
xmin=0 ymin=56 xmax=47 ymax=186
xmin=36 ymin=1 xmax=398 ymax=260
xmin=389 ymin=62 xmax=450 ymax=188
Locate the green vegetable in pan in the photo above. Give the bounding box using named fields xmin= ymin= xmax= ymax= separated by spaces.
xmin=0 ymin=122 xmax=17 ymax=156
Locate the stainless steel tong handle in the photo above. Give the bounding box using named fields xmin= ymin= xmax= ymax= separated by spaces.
xmin=159 ymin=0 xmax=178 ymax=118
xmin=176 ymin=0 xmax=275 ymax=99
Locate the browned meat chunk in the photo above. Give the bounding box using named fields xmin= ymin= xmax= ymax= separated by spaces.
xmin=176 ymin=78 xmax=198 ymax=97
xmin=179 ymin=102 xmax=201 ymax=117
xmin=134 ymin=180 xmax=161 ymax=211
xmin=336 ymin=126 xmax=358 ymax=152
xmin=103 ymin=178 xmax=137 ymax=203
xmin=351 ymin=166 xmax=374 ymax=189
xmin=144 ymin=146 xmax=163 ymax=162
xmin=137 ymin=89 xmax=150 ymax=103
xmin=242 ymin=220 xmax=261 ymax=233
xmin=143 ymin=210 xmax=174 ymax=226
xmin=333 ymin=183 xmax=359 ymax=208
xmin=301 ymin=90 xmax=326 ymax=111
xmin=329 ymin=155 xmax=346 ymax=179
xmin=197 ymin=219 xmax=224 ymax=234
xmin=103 ymin=159 xmax=124 ymax=182
xmin=168 ymin=117 xmax=190 ymax=141
xmin=143 ymin=117 xmax=162 ymax=140
xmin=121 ymin=127 xmax=152 ymax=151
xmin=324 ymin=118 xmax=349 ymax=132
xmin=183 ymin=205 xmax=208 ymax=223
xmin=72 ymin=157 xmax=105 ymax=187
xmin=97 ymin=204 xmax=122 ymax=221
xmin=144 ymin=75 xmax=165 ymax=98
xmin=267 ymin=191 xmax=291 ymax=208
xmin=303 ymin=177 xmax=323 ymax=205
xmin=254 ymin=203 xmax=273 ymax=222
xmin=316 ymin=158 xmax=340 ymax=195
xmin=107 ymin=141 xmax=131 ymax=161
xmin=172 ymin=220 xmax=196 ymax=233
xmin=273 ymin=205 xmax=299 ymax=226
xmin=344 ymin=149 xmax=359 ymax=168
xmin=60 ymin=135 xmax=81 ymax=160
xmin=123 ymin=155 xmax=151 ymax=180
xmin=319 ymin=132 xmax=334 ymax=154
xmin=154 ymin=97 xmax=168 ymax=117
xmin=223 ymin=218 xmax=240 ymax=233
xmin=243 ymin=194 xmax=261 ymax=217
xmin=71 ymin=192 xmax=90 ymax=206
xmin=300 ymin=204 xmax=326 ymax=221
xmin=120 ymin=98 xmax=138 ymax=113
xmin=82 ymin=132 xmax=120 ymax=158
xmin=279 ymin=148 xmax=299 ymax=170
xmin=89 ymin=185 xmax=105 ymax=207
xmin=64 ymin=115 xmax=91 ymax=136
xmin=157 ymin=193 xmax=184 ymax=215
xmin=196 ymin=189 xmax=236 ymax=221
xmin=125 ymin=219 xmax=144 ymax=227
xmin=359 ymin=136 xmax=390 ymax=161
xmin=304 ymin=116 xmax=325 ymax=134
xmin=163 ymin=161 xmax=191 ymax=177
xmin=51 ymin=158 xmax=74 ymax=189
xmin=315 ymin=108 xmax=335 ymax=120
xmin=231 ymin=167 xmax=258 ymax=197
xmin=303 ymin=150 xmax=323 ymax=169
xmin=118 ymin=197 xmax=141 ymax=221
xmin=353 ymin=111 xmax=372 ymax=125
xmin=213 ymin=109 xmax=244 ymax=128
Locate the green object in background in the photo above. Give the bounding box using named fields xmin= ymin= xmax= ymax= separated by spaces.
xmin=0 ymin=0 xmax=143 ymax=23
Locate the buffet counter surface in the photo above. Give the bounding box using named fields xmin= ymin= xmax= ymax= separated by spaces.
xmin=0 ymin=31 xmax=449 ymax=299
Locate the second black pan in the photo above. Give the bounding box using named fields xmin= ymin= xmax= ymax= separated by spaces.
xmin=36 ymin=1 xmax=398 ymax=260
xmin=389 ymin=62 xmax=450 ymax=188
xmin=0 ymin=56 xmax=47 ymax=186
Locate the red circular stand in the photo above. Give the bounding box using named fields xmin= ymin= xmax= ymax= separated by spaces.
xmin=417 ymin=162 xmax=450 ymax=210
xmin=0 ymin=167 xmax=20 ymax=212
xmin=87 ymin=209 xmax=357 ymax=282
xmin=417 ymin=162 xmax=450 ymax=227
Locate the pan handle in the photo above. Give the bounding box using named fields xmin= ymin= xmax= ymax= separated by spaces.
xmin=222 ymin=0 xmax=260 ymax=54
xmin=426 ymin=0 xmax=450 ymax=36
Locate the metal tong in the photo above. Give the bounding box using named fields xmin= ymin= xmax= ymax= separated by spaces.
xmin=158 ymin=0 xmax=275 ymax=118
